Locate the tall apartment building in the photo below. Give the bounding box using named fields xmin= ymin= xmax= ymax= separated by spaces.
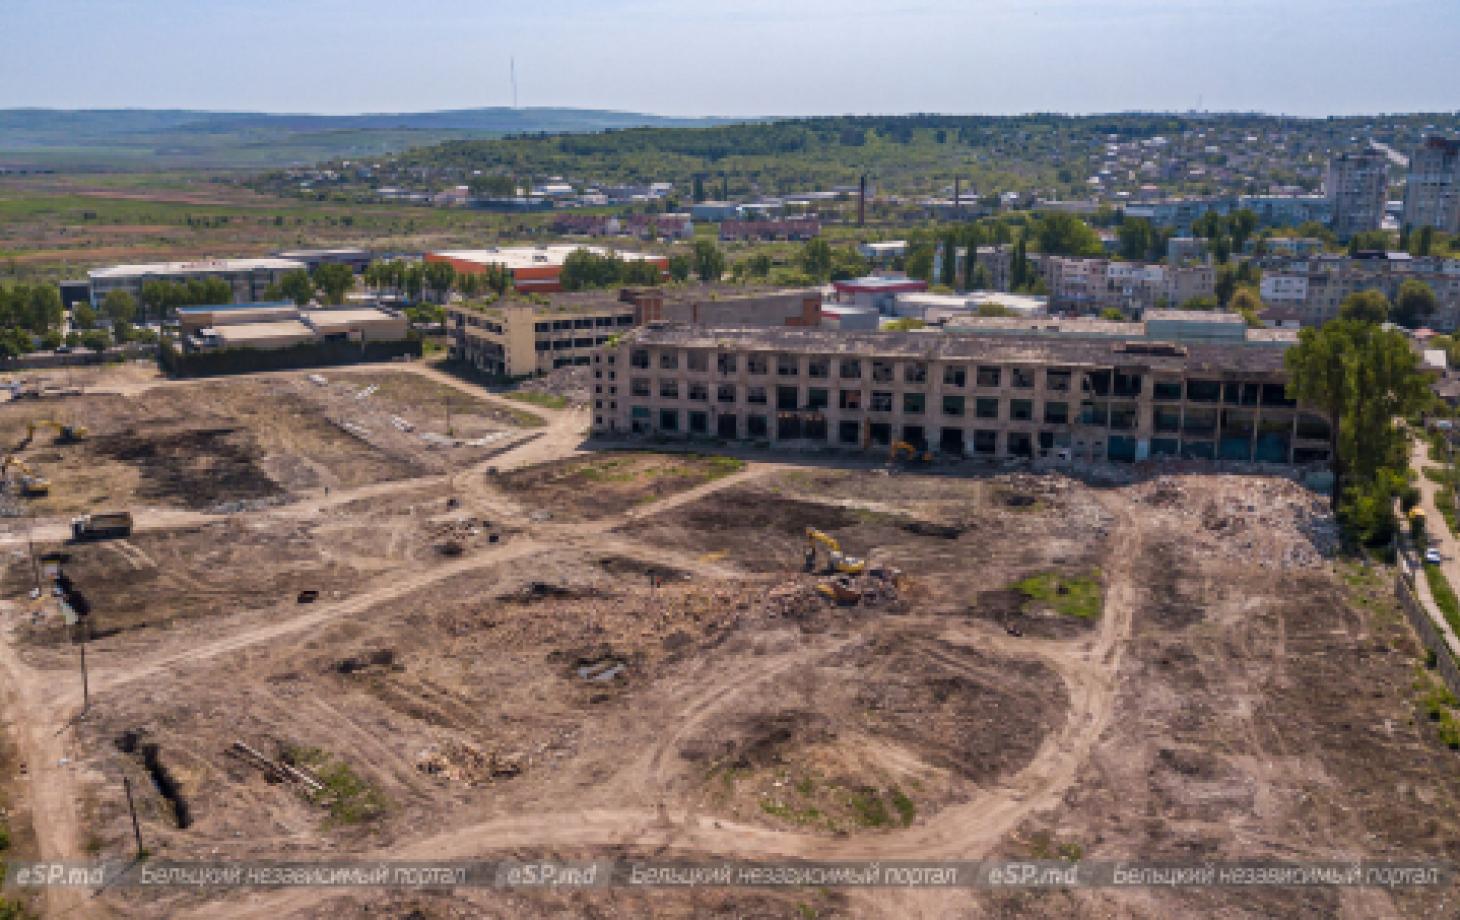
xmin=1326 ymin=150 xmax=1388 ymax=239
xmin=1259 ymin=253 xmax=1460 ymax=329
xmin=1404 ymin=136 xmax=1460 ymax=235
xmin=87 ymin=258 xmax=306 ymax=308
xmin=592 ymin=324 xmax=1331 ymax=467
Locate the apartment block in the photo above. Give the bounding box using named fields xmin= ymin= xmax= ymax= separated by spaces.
xmin=592 ymin=325 xmax=1331 ymax=468
xmin=1042 ymin=257 xmax=1214 ymax=313
xmin=1404 ymin=136 xmax=1460 ymax=235
xmin=1260 ymin=253 xmax=1460 ymax=329
xmin=1326 ymin=150 xmax=1388 ymax=239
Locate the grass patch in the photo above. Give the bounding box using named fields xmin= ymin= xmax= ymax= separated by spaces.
xmin=889 ymin=788 xmax=916 ymax=826
xmin=847 ymin=787 xmax=893 ymax=828
xmin=505 ymin=391 xmax=568 ymax=410
xmin=282 ymin=745 xmax=387 ymax=826
xmin=1423 ymin=563 xmax=1460 ymax=637
xmin=1013 ymin=570 xmax=1103 ymax=620
xmin=759 ymin=799 xmax=823 ymax=825
xmin=1416 ymin=668 xmax=1460 ymax=750
xmin=1424 ymin=466 xmax=1452 ymax=484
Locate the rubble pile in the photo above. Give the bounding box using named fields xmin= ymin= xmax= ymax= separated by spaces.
xmin=414 ymin=740 xmax=521 ymax=785
xmin=1132 ymin=475 xmax=1338 ymax=569
xmin=510 ymin=364 xmax=591 ymax=407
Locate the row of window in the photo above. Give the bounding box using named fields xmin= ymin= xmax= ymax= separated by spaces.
xmin=536 ymin=335 xmax=618 ymax=351
xmin=533 ymin=315 xmax=634 ymax=332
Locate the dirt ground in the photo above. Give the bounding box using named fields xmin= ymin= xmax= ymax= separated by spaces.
xmin=2 ymin=370 xmax=1460 ymax=920
xmin=0 ymin=371 xmax=535 ymax=514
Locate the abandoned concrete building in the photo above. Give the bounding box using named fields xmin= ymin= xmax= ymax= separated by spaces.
xmin=591 ymin=325 xmax=1333 ymax=466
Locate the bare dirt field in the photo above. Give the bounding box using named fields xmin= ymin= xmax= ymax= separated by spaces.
xmin=2 ymin=372 xmax=1459 ymax=919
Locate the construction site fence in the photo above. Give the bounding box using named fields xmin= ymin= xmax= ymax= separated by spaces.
xmin=158 ymin=338 xmax=422 ymax=378
xmin=1395 ymin=572 xmax=1460 ymax=698
xmin=1 ymin=344 xmax=156 ymax=370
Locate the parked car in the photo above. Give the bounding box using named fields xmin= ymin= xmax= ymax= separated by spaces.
xmin=1425 ymin=547 xmax=1443 ymax=565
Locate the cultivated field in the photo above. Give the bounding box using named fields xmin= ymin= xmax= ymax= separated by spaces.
xmin=1 ymin=362 xmax=1459 ymax=919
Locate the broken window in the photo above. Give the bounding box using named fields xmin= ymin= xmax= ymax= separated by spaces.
xmin=943 ymin=365 xmax=967 ymax=387
xmin=717 ymin=353 xmax=737 ymax=374
xmin=659 ymin=351 xmax=679 ymax=370
xmin=659 ymin=380 xmax=678 ymax=399
xmin=976 ymin=366 xmax=1001 ymax=388
xmin=807 ymin=358 xmax=830 ymax=379
xmin=870 ymin=391 xmax=894 ymax=412
xmin=688 ymin=382 xmax=708 ymax=402
xmin=871 ymin=360 xmax=895 ymax=383
xmin=942 ymin=395 xmax=965 ymax=417
xmin=686 ymin=351 xmax=708 ymax=372
xmin=807 ymin=388 xmax=829 ymax=410
xmin=1010 ymin=368 xmax=1035 ymax=389
xmin=630 ymin=349 xmax=650 ymax=369
xmin=904 ymin=362 xmax=928 ymax=384
xmin=631 ymin=378 xmax=650 ymax=397
xmin=840 ymin=359 xmax=862 ymax=379
xmin=717 ymin=384 xmax=736 ymax=403
xmin=777 ymin=355 xmax=800 ymax=377
xmin=1010 ymin=399 xmax=1033 ymax=421
xmin=840 ymin=389 xmax=862 ymax=410
xmin=975 ymin=397 xmax=999 ymax=419
xmin=747 ymin=386 xmax=767 ymax=405
xmin=777 ymin=386 xmax=799 ymax=410
xmin=904 ymin=392 xmax=926 ymax=414
xmin=839 ymin=420 xmax=862 ymax=445
xmin=1043 ymin=401 xmax=1068 ymax=424
xmin=747 ymin=354 xmax=768 ymax=375
xmin=1045 ymin=369 xmax=1072 ymax=392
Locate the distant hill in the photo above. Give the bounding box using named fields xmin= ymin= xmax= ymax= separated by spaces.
xmin=0 ymin=107 xmax=740 ymax=171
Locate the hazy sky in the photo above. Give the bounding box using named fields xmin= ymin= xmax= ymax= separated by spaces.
xmin=3 ymin=0 xmax=1457 ymax=116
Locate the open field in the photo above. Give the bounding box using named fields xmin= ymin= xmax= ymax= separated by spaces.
xmin=0 ymin=361 xmax=1458 ymax=918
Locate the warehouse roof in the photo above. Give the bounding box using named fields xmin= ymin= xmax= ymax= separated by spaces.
xmin=89 ymin=258 xmax=304 ymax=279
xmin=430 ymin=245 xmax=664 ymax=271
xmin=210 ymin=320 xmax=315 ymax=342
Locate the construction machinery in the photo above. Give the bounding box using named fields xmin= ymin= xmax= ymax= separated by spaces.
xmin=804 ymin=527 xmax=867 ymax=575
xmin=29 ymin=419 xmax=87 ymax=444
xmin=1 ymin=456 xmax=50 ymax=497
xmin=816 ymin=577 xmax=862 ymax=605
xmin=889 ymin=440 xmax=933 ymax=464
xmin=71 ymin=511 xmax=133 ymax=542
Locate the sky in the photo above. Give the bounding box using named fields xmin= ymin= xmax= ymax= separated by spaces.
xmin=2 ymin=0 xmax=1457 ymax=117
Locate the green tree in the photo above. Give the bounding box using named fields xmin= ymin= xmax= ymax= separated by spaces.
xmin=747 ymin=252 xmax=772 ymax=278
xmin=1228 ymin=208 xmax=1258 ymax=251
xmin=314 ymin=263 xmax=356 ymax=305
xmin=1286 ymin=319 xmax=1427 ymax=517
xmin=1392 ymin=279 xmax=1438 ymax=329
xmin=402 ymin=263 xmax=426 ymax=301
xmin=1229 ymin=285 xmax=1265 ymax=327
xmin=71 ymin=300 xmax=98 ymax=330
xmin=278 ymin=270 xmax=315 ymax=306
xmin=668 ymin=253 xmax=692 ymax=283
xmin=1417 ymin=225 xmax=1434 ymax=257
xmin=801 ymin=238 xmax=834 ymax=281
xmin=939 ymin=235 xmax=957 ymax=287
xmin=1338 ymin=289 xmax=1390 ymax=325
xmin=1179 ymin=294 xmax=1218 ymax=311
xmin=80 ymin=329 xmax=111 ymax=351
xmin=1117 ymin=219 xmax=1154 ymax=261
xmin=1214 ymin=265 xmax=1237 ymax=307
xmin=421 ymin=261 xmax=456 ymax=303
xmin=101 ymin=290 xmax=137 ymax=327
xmin=1099 ymin=307 xmax=1127 ymax=321
xmin=692 ymin=239 xmax=725 ymax=282
xmin=1033 ymin=213 xmax=1102 ymax=257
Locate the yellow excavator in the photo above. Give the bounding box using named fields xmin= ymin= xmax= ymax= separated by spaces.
xmin=804 ymin=527 xmax=867 ymax=575
xmin=889 ymin=440 xmax=932 ymax=464
xmin=1 ymin=456 xmax=50 ymax=497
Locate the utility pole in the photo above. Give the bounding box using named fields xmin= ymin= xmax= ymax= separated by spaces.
xmin=123 ymin=775 xmax=144 ymax=858
xmin=79 ymin=637 xmax=89 ymax=714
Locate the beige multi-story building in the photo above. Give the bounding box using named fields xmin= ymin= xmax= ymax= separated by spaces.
xmin=1260 ymin=253 xmax=1460 ymax=329
xmin=447 ymin=286 xmax=822 ymax=378
xmin=1327 ymin=150 xmax=1388 ymax=239
xmin=1404 ymin=136 xmax=1460 ymax=235
xmin=1042 ymin=257 xmax=1214 ymax=313
xmin=592 ymin=323 xmax=1331 ymax=467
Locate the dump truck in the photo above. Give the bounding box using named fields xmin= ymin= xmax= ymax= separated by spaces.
xmin=71 ymin=511 xmax=133 ymax=542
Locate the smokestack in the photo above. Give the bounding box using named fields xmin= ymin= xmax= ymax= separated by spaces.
xmin=857 ymin=174 xmax=866 ymax=227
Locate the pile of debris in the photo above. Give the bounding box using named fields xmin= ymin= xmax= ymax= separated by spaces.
xmin=414 ymin=740 xmax=521 ymax=786
xmin=1131 ymin=475 xmax=1338 ymax=569
xmin=762 ymin=568 xmax=904 ymax=619
xmin=509 ymin=364 xmax=591 ymax=407
xmin=425 ymin=515 xmax=499 ymax=555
